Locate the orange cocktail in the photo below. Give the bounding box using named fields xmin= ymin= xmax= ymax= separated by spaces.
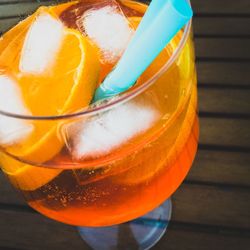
xmin=0 ymin=0 xmax=198 ymax=227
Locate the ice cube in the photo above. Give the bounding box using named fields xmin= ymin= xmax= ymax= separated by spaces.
xmin=0 ymin=75 xmax=33 ymax=145
xmin=67 ymin=97 xmax=160 ymax=159
xmin=20 ymin=13 xmax=64 ymax=74
xmin=77 ymin=3 xmax=134 ymax=63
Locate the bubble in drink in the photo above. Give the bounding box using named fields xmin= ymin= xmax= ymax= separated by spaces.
xmin=20 ymin=13 xmax=64 ymax=74
xmin=0 ymin=75 xmax=33 ymax=145
xmin=67 ymin=96 xmax=159 ymax=159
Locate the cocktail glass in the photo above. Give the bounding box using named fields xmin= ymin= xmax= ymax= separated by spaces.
xmin=0 ymin=0 xmax=198 ymax=249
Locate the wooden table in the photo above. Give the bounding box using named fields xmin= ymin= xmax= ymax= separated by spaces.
xmin=0 ymin=0 xmax=250 ymax=249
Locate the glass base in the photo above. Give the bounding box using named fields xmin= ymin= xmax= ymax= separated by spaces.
xmin=78 ymin=199 xmax=172 ymax=250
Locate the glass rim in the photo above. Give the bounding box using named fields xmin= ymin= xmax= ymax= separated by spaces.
xmin=0 ymin=13 xmax=192 ymax=121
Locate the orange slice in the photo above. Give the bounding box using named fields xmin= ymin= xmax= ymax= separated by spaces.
xmin=0 ymin=7 xmax=100 ymax=191
xmin=0 ymin=2 xmax=76 ymax=59
xmin=8 ymin=10 xmax=100 ymax=163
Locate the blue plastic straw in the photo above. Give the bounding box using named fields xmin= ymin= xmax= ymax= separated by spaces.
xmin=130 ymin=0 xmax=167 ymax=45
xmin=93 ymin=0 xmax=193 ymax=102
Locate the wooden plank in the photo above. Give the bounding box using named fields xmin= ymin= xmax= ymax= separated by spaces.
xmin=200 ymin=117 xmax=250 ymax=149
xmin=0 ymin=0 xmax=54 ymax=3
xmin=0 ymin=210 xmax=89 ymax=250
xmin=192 ymin=0 xmax=250 ymax=15
xmin=0 ymin=173 xmax=23 ymax=205
xmin=193 ymin=17 xmax=250 ymax=37
xmin=0 ymin=17 xmax=20 ymax=34
xmin=0 ymin=0 xmax=34 ymax=3
xmin=157 ymin=224 xmax=250 ymax=250
xmin=172 ymin=183 xmax=250 ymax=229
xmin=187 ymin=150 xmax=250 ymax=187
xmin=0 ymin=1 xmax=59 ymax=18
xmin=197 ymin=62 xmax=250 ymax=86
xmin=195 ymin=38 xmax=250 ymax=59
xmin=0 ymin=209 xmax=249 ymax=250
xmin=198 ymin=88 xmax=250 ymax=115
